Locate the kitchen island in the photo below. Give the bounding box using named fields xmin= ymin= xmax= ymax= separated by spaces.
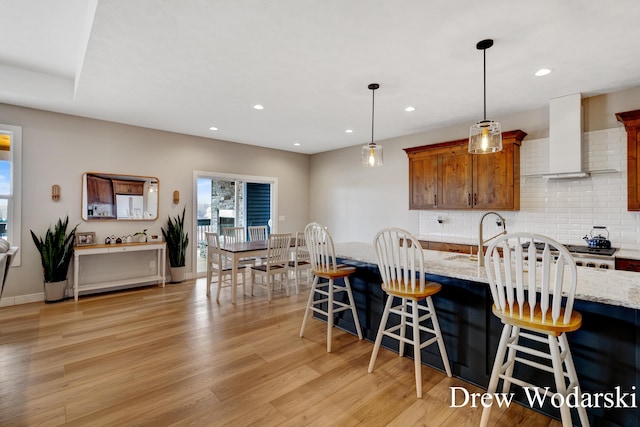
xmin=330 ymin=242 xmax=640 ymax=427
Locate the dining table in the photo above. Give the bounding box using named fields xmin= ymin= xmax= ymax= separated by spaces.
xmin=218 ymin=240 xmax=270 ymax=303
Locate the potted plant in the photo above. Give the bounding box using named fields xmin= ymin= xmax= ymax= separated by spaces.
xmin=161 ymin=206 xmax=189 ymax=283
xmin=30 ymin=216 xmax=78 ymax=302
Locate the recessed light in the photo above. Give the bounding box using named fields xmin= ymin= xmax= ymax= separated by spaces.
xmin=209 ymin=126 xmax=218 ymax=131
xmin=253 ymin=104 xmax=264 ymax=110
xmin=534 ymin=68 xmax=552 ymax=77
xmin=345 ymin=129 xmax=353 ymax=133
xmin=293 ymin=142 xmax=300 ymax=146
xmin=405 ymin=106 xmax=416 ymax=112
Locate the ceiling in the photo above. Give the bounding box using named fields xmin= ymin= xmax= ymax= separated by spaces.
xmin=2 ymin=0 xmax=640 ymax=154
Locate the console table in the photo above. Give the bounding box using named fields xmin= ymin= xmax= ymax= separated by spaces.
xmin=73 ymin=242 xmax=166 ymax=301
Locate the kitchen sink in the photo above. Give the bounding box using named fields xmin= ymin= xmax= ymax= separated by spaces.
xmin=444 ymin=254 xmax=478 ymax=262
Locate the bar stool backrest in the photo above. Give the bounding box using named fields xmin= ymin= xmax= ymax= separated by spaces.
xmin=373 ymin=228 xmax=426 ymax=294
xmin=484 ymin=232 xmax=578 ymax=326
xmin=304 ymin=222 xmax=338 ymax=272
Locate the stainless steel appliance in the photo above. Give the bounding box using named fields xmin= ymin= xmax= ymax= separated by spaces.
xmin=525 ymin=242 xmax=617 ymax=270
xmin=563 ymin=244 xmax=616 ymax=269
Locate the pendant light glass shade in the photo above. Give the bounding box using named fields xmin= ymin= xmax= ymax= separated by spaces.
xmin=469 ymin=39 xmax=502 ymax=154
xmin=469 ymin=119 xmax=502 ymax=154
xmin=362 ymin=142 xmax=383 ymax=167
xmin=362 ymin=83 xmax=383 ymax=167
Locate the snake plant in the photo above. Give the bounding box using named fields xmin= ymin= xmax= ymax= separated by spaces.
xmin=30 ymin=216 xmax=78 ymax=283
xmin=161 ymin=206 xmax=189 ymax=267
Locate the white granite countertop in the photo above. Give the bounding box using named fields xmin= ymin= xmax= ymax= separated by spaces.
xmin=335 ymin=242 xmax=640 ymax=311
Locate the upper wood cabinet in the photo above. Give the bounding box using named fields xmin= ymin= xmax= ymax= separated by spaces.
xmin=404 ymin=130 xmax=526 ymax=210
xmin=86 ymin=174 xmax=114 ymax=205
xmin=112 ymin=179 xmax=144 ymax=195
xmin=616 ymin=109 xmax=640 ymax=211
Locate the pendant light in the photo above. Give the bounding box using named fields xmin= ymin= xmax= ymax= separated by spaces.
xmin=469 ymin=39 xmax=502 ymax=154
xmin=362 ymin=83 xmax=383 ymax=167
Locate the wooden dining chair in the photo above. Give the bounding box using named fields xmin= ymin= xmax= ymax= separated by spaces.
xmin=221 ymin=226 xmax=255 ymax=267
xmin=287 ymin=231 xmax=312 ymax=294
xmin=368 ymin=227 xmax=451 ymax=398
xmin=300 ymin=222 xmax=362 ymax=352
xmin=248 ymin=225 xmax=268 ymax=241
xmin=481 ymin=232 xmax=589 ymax=427
xmin=250 ymin=233 xmax=292 ymax=301
xmin=205 ymin=232 xmax=246 ymax=302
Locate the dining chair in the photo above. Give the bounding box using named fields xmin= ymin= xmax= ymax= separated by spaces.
xmin=248 ymin=225 xmax=269 ymax=265
xmin=300 ymin=222 xmax=362 ymax=352
xmin=287 ymin=231 xmax=312 ymax=294
xmin=205 ymin=232 xmax=246 ymax=302
xmin=368 ymin=227 xmax=451 ymax=398
xmin=481 ymin=232 xmax=589 ymax=427
xmin=221 ymin=226 xmax=255 ymax=267
xmin=250 ymin=233 xmax=292 ymax=301
xmin=248 ymin=225 xmax=268 ymax=241
xmin=221 ymin=226 xmax=246 ymax=244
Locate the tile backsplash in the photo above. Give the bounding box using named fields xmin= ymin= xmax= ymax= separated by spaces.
xmin=419 ymin=127 xmax=640 ymax=250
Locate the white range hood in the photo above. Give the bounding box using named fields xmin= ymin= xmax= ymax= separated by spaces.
xmin=544 ymin=93 xmax=590 ymax=179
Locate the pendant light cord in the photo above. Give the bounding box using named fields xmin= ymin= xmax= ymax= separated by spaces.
xmin=483 ymin=47 xmax=487 ymax=121
xmin=371 ymin=88 xmax=375 ymax=143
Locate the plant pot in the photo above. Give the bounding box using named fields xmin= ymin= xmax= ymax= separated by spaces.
xmin=44 ymin=280 xmax=67 ymax=303
xmin=169 ymin=266 xmax=186 ymax=284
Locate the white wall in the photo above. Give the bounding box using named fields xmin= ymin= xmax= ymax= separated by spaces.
xmin=0 ymin=104 xmax=310 ymax=304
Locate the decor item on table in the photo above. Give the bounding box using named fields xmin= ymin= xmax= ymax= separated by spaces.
xmin=30 ymin=216 xmax=78 ymax=302
xmin=362 ymin=83 xmax=383 ymax=167
xmin=75 ymin=231 xmax=96 ymax=246
xmin=161 ymin=206 xmax=189 ymax=283
xmin=468 ymin=39 xmax=502 ymax=154
xmin=134 ymin=228 xmax=148 ymax=242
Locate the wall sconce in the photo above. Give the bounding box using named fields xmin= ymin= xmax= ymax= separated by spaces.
xmin=173 ymin=190 xmax=180 ymax=204
xmin=51 ymin=185 xmax=61 ymax=202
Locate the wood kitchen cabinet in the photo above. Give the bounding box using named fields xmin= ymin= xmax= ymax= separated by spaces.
xmin=616 ymin=109 xmax=640 ymax=211
xmin=112 ymin=179 xmax=144 ymax=195
xmin=86 ymin=174 xmax=114 ymax=205
xmin=404 ymin=130 xmax=526 ymax=210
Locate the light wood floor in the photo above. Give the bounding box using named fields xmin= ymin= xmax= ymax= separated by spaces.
xmin=0 ymin=277 xmax=563 ymax=426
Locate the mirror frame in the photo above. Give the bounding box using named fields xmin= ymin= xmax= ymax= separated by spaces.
xmin=82 ymin=172 xmax=159 ymax=221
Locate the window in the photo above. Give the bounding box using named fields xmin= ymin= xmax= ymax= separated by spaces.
xmin=0 ymin=124 xmax=22 ymax=265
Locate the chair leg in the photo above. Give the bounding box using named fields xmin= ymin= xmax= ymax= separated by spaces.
xmin=206 ymin=268 xmax=212 ymax=297
xmin=343 ymin=277 xmax=362 ymax=340
xmin=559 ymin=333 xmax=590 ymax=427
xmin=368 ymin=294 xmax=394 ymax=373
xmin=481 ymin=324 xmax=513 ymax=427
xmin=327 ymin=279 xmax=334 ymax=352
xmin=299 ymin=275 xmax=319 ymax=338
xmin=501 ymin=326 xmax=519 ymax=394
xmin=215 ymin=272 xmax=223 ymax=303
xmin=549 ymin=334 xmax=574 ymax=427
xmin=426 ymin=296 xmax=451 ymax=377
xmin=399 ymin=298 xmax=407 ymax=357
xmin=250 ymin=270 xmax=255 ymax=296
xmin=411 ymin=300 xmax=423 ymax=398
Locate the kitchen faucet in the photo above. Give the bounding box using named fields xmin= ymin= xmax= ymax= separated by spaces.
xmin=478 ymin=211 xmax=507 ymax=270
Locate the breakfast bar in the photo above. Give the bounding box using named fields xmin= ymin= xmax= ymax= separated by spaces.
xmin=330 ymin=242 xmax=640 ymax=427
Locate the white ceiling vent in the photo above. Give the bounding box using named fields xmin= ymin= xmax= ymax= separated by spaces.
xmin=544 ymin=93 xmax=589 ymax=179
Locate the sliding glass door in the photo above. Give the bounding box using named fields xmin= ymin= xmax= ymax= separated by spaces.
xmin=193 ymin=171 xmax=277 ymax=276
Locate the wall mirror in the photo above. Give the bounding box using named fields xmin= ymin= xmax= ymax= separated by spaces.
xmin=82 ymin=172 xmax=159 ymax=221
